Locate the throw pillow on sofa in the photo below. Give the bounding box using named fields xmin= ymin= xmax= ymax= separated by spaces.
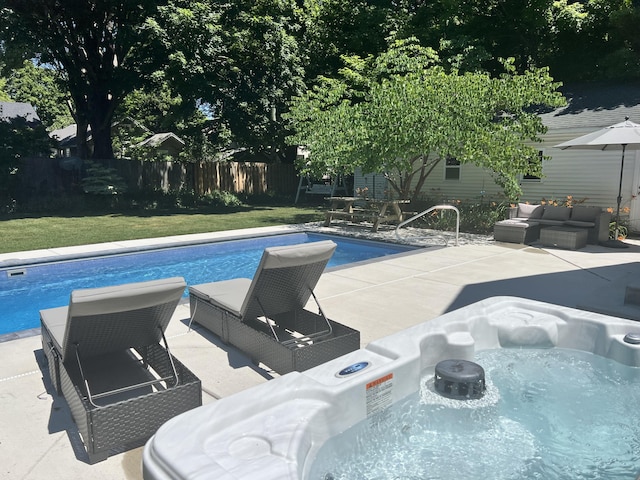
xmin=517 ymin=203 xmax=544 ymax=219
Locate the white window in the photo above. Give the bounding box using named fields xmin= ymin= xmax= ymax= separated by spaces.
xmin=445 ymin=157 xmax=461 ymax=181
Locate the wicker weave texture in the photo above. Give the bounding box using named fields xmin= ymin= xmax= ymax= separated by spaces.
xmin=493 ymin=222 xmax=540 ymax=244
xmin=41 ymin=331 xmax=201 ymax=464
xmin=190 ymin=295 xmax=229 ymax=342
xmin=540 ymin=227 xmax=588 ymax=250
xmin=244 ymin=261 xmax=327 ymax=319
xmin=42 ymin=326 xmax=62 ymax=394
xmin=62 ymin=302 xmax=178 ymax=362
xmin=226 ymin=310 xmax=360 ymax=375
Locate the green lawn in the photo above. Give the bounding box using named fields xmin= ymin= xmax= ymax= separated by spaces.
xmin=0 ymin=206 xmax=325 ymax=254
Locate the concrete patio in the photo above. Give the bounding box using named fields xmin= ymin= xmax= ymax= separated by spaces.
xmin=1 ymin=224 xmax=639 ymax=479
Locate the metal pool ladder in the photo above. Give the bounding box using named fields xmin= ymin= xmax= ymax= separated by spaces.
xmin=395 ymin=204 xmax=460 ymax=246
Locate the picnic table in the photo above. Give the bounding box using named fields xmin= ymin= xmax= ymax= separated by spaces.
xmin=323 ymin=197 xmax=410 ymax=232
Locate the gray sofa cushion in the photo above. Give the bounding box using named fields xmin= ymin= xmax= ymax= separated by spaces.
xmin=495 ymin=219 xmax=539 ymax=228
xmin=565 ymin=220 xmax=596 ymax=228
xmin=571 ymin=206 xmax=601 ymax=222
xmin=541 ymin=205 xmax=571 ymax=221
xmin=517 ymin=203 xmax=544 ymax=219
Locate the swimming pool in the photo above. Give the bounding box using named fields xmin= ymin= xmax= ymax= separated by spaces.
xmin=0 ymin=232 xmax=415 ymax=336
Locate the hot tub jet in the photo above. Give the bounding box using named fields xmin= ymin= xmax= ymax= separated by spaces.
xmin=434 ymin=359 xmax=486 ymax=400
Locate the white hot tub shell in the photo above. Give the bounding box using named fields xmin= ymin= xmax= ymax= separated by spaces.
xmin=142 ymin=296 xmax=640 ymax=479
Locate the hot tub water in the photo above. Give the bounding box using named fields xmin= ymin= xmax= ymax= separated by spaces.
xmin=310 ymin=348 xmax=640 ymax=480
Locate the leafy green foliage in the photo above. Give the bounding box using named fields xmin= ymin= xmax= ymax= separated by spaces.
xmin=141 ymin=0 xmax=306 ymax=159
xmin=5 ymin=61 xmax=73 ymax=129
xmin=300 ymin=0 xmax=395 ymax=79
xmin=81 ymin=161 xmax=128 ymax=196
xmin=409 ymin=200 xmax=510 ymax=234
xmin=288 ymin=39 xmax=566 ymax=201
xmin=0 ymin=115 xmax=51 ymax=212
xmin=1 ymin=0 xmax=163 ymax=159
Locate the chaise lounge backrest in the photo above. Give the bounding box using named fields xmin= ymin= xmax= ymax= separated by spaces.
xmin=241 ymin=240 xmax=337 ymax=320
xmin=59 ymin=277 xmax=187 ymax=362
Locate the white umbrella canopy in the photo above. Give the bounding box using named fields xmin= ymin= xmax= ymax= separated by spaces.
xmin=555 ymin=117 xmax=640 ymax=150
xmin=554 ymin=117 xmax=640 ymax=246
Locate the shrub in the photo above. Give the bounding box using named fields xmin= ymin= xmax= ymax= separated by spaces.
xmin=407 ymin=198 xmax=509 ymax=234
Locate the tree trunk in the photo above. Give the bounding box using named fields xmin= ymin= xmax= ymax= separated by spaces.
xmin=70 ymin=92 xmax=91 ymax=160
xmin=89 ymin=115 xmax=115 ymax=161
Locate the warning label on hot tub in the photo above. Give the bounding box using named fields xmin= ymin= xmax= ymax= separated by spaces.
xmin=366 ymin=373 xmax=393 ymax=420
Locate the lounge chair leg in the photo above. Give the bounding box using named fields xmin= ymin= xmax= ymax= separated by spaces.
xmin=87 ymin=450 xmax=110 ymax=464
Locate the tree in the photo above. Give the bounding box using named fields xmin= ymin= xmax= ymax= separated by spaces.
xmin=300 ymin=0 xmax=396 ymax=79
xmin=287 ymin=40 xmax=566 ymax=201
xmin=0 ymin=80 xmax=10 ymax=101
xmin=5 ymin=60 xmax=73 ymax=129
xmin=1 ymin=1 xmax=308 ymax=162
xmin=145 ymin=0 xmax=307 ymax=161
xmin=1 ymin=1 xmax=166 ymax=160
xmin=0 ymin=115 xmax=51 ymax=211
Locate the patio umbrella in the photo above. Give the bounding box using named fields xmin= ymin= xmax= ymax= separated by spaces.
xmin=554 ymin=116 xmax=640 ymax=247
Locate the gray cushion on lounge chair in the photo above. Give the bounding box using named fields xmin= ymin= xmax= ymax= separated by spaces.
xmin=69 ymin=277 xmax=186 ymax=316
xmin=40 ymin=306 xmax=68 ymax=353
xmin=259 ymin=241 xmax=338 ymax=269
xmin=189 ymin=278 xmax=251 ymax=317
xmin=42 ymin=277 xmax=186 ymax=362
xmin=189 ymin=240 xmax=337 ymax=323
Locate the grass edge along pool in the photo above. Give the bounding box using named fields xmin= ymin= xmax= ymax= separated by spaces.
xmin=142 ymin=296 xmax=640 ymax=480
xmin=1 ymin=232 xmax=416 ymax=336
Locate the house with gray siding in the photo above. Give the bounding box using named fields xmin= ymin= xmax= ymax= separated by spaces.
xmin=353 ymin=85 xmax=640 ymax=233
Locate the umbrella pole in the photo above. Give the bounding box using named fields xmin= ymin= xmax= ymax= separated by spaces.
xmin=614 ymin=144 xmax=626 ymax=239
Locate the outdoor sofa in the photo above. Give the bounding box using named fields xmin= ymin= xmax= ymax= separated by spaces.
xmin=494 ymin=203 xmax=611 ymax=245
xmin=40 ymin=277 xmax=202 ymax=464
xmin=188 ymin=240 xmax=360 ymax=375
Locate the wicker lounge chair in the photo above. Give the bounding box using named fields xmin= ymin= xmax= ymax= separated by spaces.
xmin=189 ymin=241 xmax=360 ymax=375
xmin=40 ymin=277 xmax=202 ymax=464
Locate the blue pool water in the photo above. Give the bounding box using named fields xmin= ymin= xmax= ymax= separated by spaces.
xmin=0 ymin=232 xmax=414 ymax=335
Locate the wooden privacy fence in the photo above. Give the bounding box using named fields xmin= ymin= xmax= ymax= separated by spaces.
xmin=192 ymin=161 xmax=298 ymax=196
xmin=21 ymin=157 xmax=299 ymax=196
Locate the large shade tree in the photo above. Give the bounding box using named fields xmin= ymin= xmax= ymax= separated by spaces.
xmin=287 ymin=40 xmax=566 ymax=201
xmin=0 ymin=0 xmax=306 ymax=162
xmin=0 ymin=115 xmax=51 ymax=210
xmin=5 ymin=60 xmax=74 ymax=129
xmin=396 ymin=0 xmax=639 ymax=81
xmin=1 ymin=0 xmax=163 ymax=160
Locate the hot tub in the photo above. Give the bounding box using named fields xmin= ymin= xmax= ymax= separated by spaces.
xmin=142 ymin=297 xmax=640 ymax=479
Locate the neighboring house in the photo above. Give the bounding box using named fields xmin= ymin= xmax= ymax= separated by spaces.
xmin=133 ymin=132 xmax=185 ymax=159
xmin=50 ymin=122 xmax=184 ymax=160
xmin=49 ymin=123 xmax=80 ymax=158
xmin=353 ymin=84 xmax=640 ymax=232
xmin=0 ymin=101 xmax=40 ymax=124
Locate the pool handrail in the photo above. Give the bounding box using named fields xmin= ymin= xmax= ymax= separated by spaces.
xmin=395 ymin=204 xmax=460 ymax=246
